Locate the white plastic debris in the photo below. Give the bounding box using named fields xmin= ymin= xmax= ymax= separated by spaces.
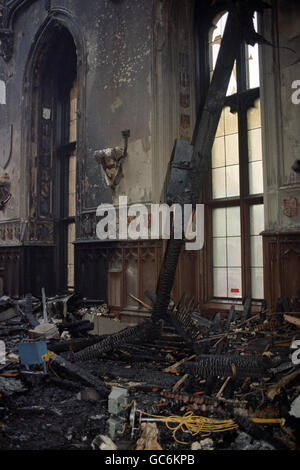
xmin=289 ymin=394 xmax=300 ymax=418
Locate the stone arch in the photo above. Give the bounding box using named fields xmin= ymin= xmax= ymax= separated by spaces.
xmin=20 ymin=9 xmax=86 ymax=292
xmin=21 ymin=9 xmax=86 ymax=220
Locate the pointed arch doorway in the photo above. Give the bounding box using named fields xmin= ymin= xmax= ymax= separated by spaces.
xmin=25 ymin=23 xmax=79 ymax=295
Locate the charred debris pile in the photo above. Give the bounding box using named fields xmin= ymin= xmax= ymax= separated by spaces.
xmin=0 ymin=292 xmax=299 ymax=451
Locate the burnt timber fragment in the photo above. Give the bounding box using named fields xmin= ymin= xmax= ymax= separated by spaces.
xmin=182 ymin=355 xmax=273 ymax=379
xmin=225 ymin=305 xmax=236 ymax=330
xmin=50 ymin=353 xmax=109 ymax=397
xmin=191 ymin=312 xmax=213 ymax=330
xmin=72 ymin=319 xmax=161 ymax=361
xmin=233 ymin=411 xmax=288 ymax=450
xmin=24 ymin=293 xmax=39 ymax=328
xmin=241 ymin=298 xmax=252 ymax=322
xmin=166 ymin=295 xmax=203 ymax=350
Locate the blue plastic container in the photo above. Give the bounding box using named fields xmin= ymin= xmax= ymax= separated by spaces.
xmin=18 ymin=340 xmax=48 ymax=374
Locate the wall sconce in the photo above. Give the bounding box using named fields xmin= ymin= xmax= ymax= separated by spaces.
xmin=94 ymin=129 xmax=130 ymax=190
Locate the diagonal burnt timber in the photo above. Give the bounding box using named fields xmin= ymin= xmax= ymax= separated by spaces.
xmin=72 ymin=318 xmax=160 ymax=361
xmin=151 ymin=8 xmax=244 ymax=323
xmin=73 ymin=5 xmax=268 ymax=361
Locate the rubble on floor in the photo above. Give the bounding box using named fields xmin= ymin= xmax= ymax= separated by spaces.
xmin=0 ymin=293 xmax=299 ymax=450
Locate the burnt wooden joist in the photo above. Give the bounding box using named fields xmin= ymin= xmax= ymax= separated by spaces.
xmin=49 ymin=353 xmax=109 ymax=396
xmin=72 ymin=319 xmax=161 ymax=361
xmin=96 ymin=364 xmax=181 ymax=389
xmin=182 ymin=355 xmax=273 ymax=379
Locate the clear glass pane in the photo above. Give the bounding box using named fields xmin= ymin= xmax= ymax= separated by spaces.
xmin=211 ymin=42 xmax=220 ymax=71
xmin=227 ymin=236 xmax=241 ymax=267
xmin=213 ymin=268 xmax=227 ymax=297
xmin=212 ymin=167 xmax=226 ymax=199
xmin=251 ymin=267 xmax=264 ymax=298
xmin=250 ymin=204 xmax=264 ymax=235
xmin=250 ymin=205 xmax=264 ymax=298
xmin=247 ymin=13 xmax=260 ymax=89
xmin=210 ymin=13 xmax=228 ymax=71
xmin=225 ymin=133 xmax=239 ymax=165
xmin=213 ymin=207 xmax=241 ymax=298
xmin=213 ymin=238 xmax=227 ymax=267
xmin=247 ymin=44 xmax=260 ymax=89
xmin=212 ymin=136 xmax=225 ymax=168
xmin=226 ymin=164 xmax=240 ymax=197
xmin=212 ymin=208 xmax=226 ymax=237
xmin=249 ymin=160 xmax=263 ymax=194
xmin=224 ymin=106 xmax=238 ymax=134
xmin=227 ymin=268 xmax=242 ymax=297
xmin=216 ymin=109 xmax=225 ymax=137
xmin=247 ymin=99 xmax=261 ymax=130
xmin=226 ymin=206 xmax=240 ymax=236
xmin=250 ymin=235 xmax=263 ymax=267
xmin=209 ymin=13 xmax=236 ymax=96
xmin=248 ymin=128 xmax=262 ymax=162
xmin=226 ymin=61 xmax=237 ymax=96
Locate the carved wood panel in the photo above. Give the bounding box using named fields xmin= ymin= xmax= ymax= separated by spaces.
xmin=263 ymin=231 xmax=300 ymax=311
xmin=75 ymin=239 xmax=199 ymax=314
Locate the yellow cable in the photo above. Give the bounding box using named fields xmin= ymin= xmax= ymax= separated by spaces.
xmin=42 ymin=351 xmax=55 ymax=362
xmin=127 ymin=402 xmax=283 ymax=445
xmin=121 ymin=423 xmax=127 ymax=434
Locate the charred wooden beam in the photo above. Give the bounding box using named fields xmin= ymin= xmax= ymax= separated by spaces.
xmin=151 ymin=9 xmax=244 ymax=324
xmin=47 ymin=335 xmax=106 ymax=353
xmin=50 ymin=353 xmax=109 ymax=396
xmin=182 ymin=355 xmax=272 ymax=379
xmin=72 ymin=319 xmax=161 ymax=361
xmin=24 ymin=293 xmax=39 ymax=328
xmin=233 ymin=411 xmax=288 ymax=450
xmin=89 ymin=362 xmax=179 ymax=389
